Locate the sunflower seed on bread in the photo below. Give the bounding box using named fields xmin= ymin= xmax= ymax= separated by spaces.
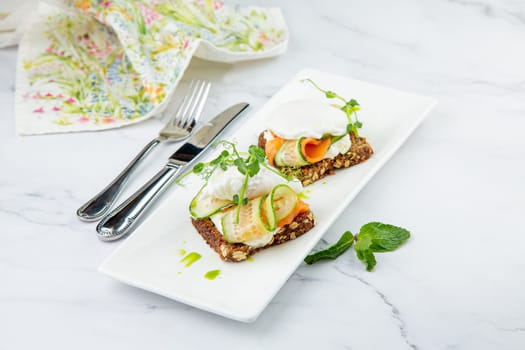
xmin=192 ymin=210 xmax=315 ymax=262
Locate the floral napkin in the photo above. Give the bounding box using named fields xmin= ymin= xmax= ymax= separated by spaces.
xmin=12 ymin=0 xmax=288 ymax=135
xmin=0 ymin=1 xmax=37 ymax=48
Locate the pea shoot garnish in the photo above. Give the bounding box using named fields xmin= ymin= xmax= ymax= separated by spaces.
xmin=302 ymin=78 xmax=363 ymax=136
xmin=179 ymin=140 xmax=287 ymax=223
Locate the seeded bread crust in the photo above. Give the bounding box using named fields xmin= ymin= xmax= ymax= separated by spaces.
xmin=258 ymin=132 xmax=374 ymax=186
xmin=191 ymin=210 xmax=315 ymax=262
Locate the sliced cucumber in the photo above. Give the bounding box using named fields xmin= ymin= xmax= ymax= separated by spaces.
xmin=274 ymin=139 xmax=310 ymax=167
xmin=218 ymin=184 xmax=301 ymax=245
xmin=221 ymin=198 xmax=268 ymax=243
xmin=269 ymin=184 xmax=298 ymax=223
xmin=260 ymin=194 xmax=276 ymax=231
xmin=261 ymin=184 xmax=298 ymax=231
xmin=189 ymin=185 xmax=233 ymax=219
xmin=331 ymin=133 xmax=348 ymax=144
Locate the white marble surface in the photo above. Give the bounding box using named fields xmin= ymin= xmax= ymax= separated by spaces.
xmin=1 ymin=0 xmax=525 ymax=349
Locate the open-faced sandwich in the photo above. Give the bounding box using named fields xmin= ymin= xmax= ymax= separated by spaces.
xmin=258 ymin=79 xmax=374 ymax=185
xmin=186 ymin=142 xmax=315 ymax=262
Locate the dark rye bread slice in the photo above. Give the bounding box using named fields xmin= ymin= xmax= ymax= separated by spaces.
xmin=192 ymin=210 xmax=315 ymax=262
xmin=258 ymin=131 xmax=374 ymax=186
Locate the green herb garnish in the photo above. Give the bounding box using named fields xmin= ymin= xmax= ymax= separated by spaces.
xmin=302 ymin=78 xmax=362 ymax=136
xmin=354 ymin=222 xmax=410 ymax=271
xmin=304 ymin=231 xmax=354 ymax=264
xmin=304 ymin=222 xmax=410 ymax=271
xmin=178 ymin=140 xmax=288 ymax=223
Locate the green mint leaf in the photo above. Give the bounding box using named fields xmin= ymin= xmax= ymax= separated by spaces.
xmin=354 ymin=234 xmax=376 ymax=271
xmin=354 ymin=222 xmax=410 ymax=271
xmin=359 ymin=222 xmax=410 ymax=252
xmin=304 ymin=231 xmax=354 ymax=264
xmin=355 ymin=121 xmax=363 ymax=129
xmin=354 ymin=233 xmax=372 ymax=252
xmin=349 ymin=99 xmax=359 ymax=107
xmin=232 ymin=194 xmax=239 ymax=204
xmin=303 ymin=221 xmax=410 ymax=272
xmin=242 ymin=197 xmax=248 ymax=205
xmin=355 ymin=246 xmax=377 ymax=271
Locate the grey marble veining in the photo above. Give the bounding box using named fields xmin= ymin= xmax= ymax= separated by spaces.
xmin=1 ymin=0 xmax=525 ymax=349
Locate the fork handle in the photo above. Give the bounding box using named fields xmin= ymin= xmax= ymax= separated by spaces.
xmin=76 ymin=137 xmax=164 ymax=221
xmin=95 ymin=164 xmax=180 ymax=241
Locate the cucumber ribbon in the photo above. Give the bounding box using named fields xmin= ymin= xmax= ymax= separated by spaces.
xmin=190 ymin=184 xmax=300 ymax=244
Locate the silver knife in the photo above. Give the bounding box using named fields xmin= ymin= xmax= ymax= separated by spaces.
xmin=96 ymin=102 xmax=249 ymax=241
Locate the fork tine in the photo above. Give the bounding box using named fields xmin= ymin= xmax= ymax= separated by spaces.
xmin=176 ymin=80 xmax=204 ymax=128
xmin=190 ymin=82 xmax=211 ymax=126
xmin=182 ymin=81 xmax=210 ymax=129
xmin=171 ymin=80 xmax=197 ymax=126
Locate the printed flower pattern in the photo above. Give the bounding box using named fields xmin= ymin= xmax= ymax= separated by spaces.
xmin=19 ymin=0 xmax=287 ymax=132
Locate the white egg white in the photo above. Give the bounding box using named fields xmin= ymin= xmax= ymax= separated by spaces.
xmin=266 ymin=99 xmax=348 ymax=139
xmin=205 ymin=166 xmax=303 ymax=248
xmin=204 ymin=166 xmax=302 ymax=201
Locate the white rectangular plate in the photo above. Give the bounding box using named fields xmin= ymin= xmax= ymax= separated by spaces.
xmin=99 ymin=69 xmax=436 ymax=322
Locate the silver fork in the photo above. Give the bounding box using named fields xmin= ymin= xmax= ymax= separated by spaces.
xmin=76 ymin=80 xmax=211 ymax=221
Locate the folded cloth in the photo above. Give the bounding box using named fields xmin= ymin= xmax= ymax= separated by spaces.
xmin=13 ymin=0 xmax=288 ymax=135
xmin=0 ymin=0 xmax=39 ymax=48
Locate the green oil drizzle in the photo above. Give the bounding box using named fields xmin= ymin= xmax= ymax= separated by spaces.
xmin=204 ymin=270 xmax=221 ymax=280
xmin=247 ymin=257 xmax=254 ymax=262
xmin=322 ymin=181 xmax=327 ymax=185
xmin=178 ymin=249 xmax=187 ymax=256
xmin=180 ymin=252 xmax=201 ymax=267
xmin=298 ymin=191 xmax=310 ymax=200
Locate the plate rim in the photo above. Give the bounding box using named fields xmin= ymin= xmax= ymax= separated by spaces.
xmin=98 ymin=68 xmax=437 ymax=322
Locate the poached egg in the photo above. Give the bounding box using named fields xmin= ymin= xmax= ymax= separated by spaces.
xmin=203 ymin=165 xmax=303 ymax=201
xmin=265 ymin=99 xmax=348 ymax=139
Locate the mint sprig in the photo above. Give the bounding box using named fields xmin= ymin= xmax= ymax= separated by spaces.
xmin=304 ymin=222 xmax=410 ymax=271
xmin=355 ymin=222 xmax=410 ymax=271
xmin=302 ymin=78 xmax=362 ymax=136
xmin=304 ymin=231 xmax=354 ymax=264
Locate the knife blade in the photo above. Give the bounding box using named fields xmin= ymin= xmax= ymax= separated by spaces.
xmin=167 ymin=103 xmax=248 ymax=165
xmin=96 ymin=102 xmax=249 ymax=241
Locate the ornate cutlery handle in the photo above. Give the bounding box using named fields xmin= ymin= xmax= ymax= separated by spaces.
xmin=96 ymin=164 xmax=180 ymax=241
xmin=76 ymin=137 xmax=164 ymax=221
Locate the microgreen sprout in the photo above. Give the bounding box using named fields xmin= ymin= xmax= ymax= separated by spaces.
xmin=178 ymin=141 xmax=287 ymax=224
xmin=302 ymin=78 xmax=362 ymax=136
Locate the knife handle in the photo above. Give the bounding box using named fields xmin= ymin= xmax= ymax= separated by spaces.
xmin=96 ymin=164 xmax=180 ymax=241
xmin=76 ymin=137 xmax=164 ymax=221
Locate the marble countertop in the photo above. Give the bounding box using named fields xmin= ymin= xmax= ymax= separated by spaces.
xmin=1 ymin=0 xmax=524 ymax=349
